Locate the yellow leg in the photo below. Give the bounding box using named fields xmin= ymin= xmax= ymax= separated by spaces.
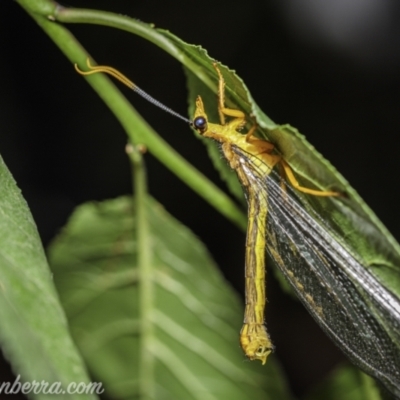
xmin=280 ymin=159 xmax=340 ymax=197
xmin=245 ymin=125 xmax=258 ymax=140
xmin=213 ymin=63 xmax=246 ymax=125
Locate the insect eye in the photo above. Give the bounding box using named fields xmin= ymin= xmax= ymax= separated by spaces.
xmin=193 ymin=116 xmax=207 ymax=134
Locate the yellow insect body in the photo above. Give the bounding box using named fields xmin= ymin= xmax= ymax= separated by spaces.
xmin=192 ymin=64 xmax=338 ymax=364
xmin=193 ymin=95 xmax=279 ymax=363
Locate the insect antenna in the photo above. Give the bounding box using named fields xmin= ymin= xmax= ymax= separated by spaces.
xmin=75 ymin=59 xmax=192 ymax=125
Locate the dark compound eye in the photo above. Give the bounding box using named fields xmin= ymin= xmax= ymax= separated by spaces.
xmin=193 ymin=116 xmax=207 ymax=133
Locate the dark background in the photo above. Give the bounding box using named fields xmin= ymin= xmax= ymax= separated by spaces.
xmin=2 ymin=0 xmax=400 ymax=397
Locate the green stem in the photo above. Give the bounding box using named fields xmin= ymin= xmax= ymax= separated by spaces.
xmin=16 ymin=0 xmax=247 ymax=231
xmin=126 ymin=143 xmax=154 ymax=400
xmin=53 ymin=7 xmax=216 ymax=93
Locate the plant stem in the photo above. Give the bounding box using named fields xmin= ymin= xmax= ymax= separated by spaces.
xmin=16 ymin=0 xmax=247 ymax=231
xmin=127 ymin=143 xmax=154 ymax=400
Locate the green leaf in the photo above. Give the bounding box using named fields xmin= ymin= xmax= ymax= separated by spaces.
xmin=167 ymin=28 xmax=400 ymax=397
xmin=0 ymin=155 xmax=97 ymax=400
xmin=304 ymin=364 xmax=385 ymax=400
xmin=48 ymin=196 xmax=292 ymax=400
xmin=154 ymin=25 xmax=400 ymax=283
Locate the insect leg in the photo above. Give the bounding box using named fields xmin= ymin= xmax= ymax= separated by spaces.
xmin=212 ymin=63 xmax=246 ymax=126
xmin=280 ymin=159 xmax=340 ymax=197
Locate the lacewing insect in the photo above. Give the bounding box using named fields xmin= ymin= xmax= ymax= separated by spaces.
xmin=75 ymin=59 xmax=400 ymax=397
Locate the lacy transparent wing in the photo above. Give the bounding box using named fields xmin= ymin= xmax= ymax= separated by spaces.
xmin=234 ymin=145 xmax=400 ymax=397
